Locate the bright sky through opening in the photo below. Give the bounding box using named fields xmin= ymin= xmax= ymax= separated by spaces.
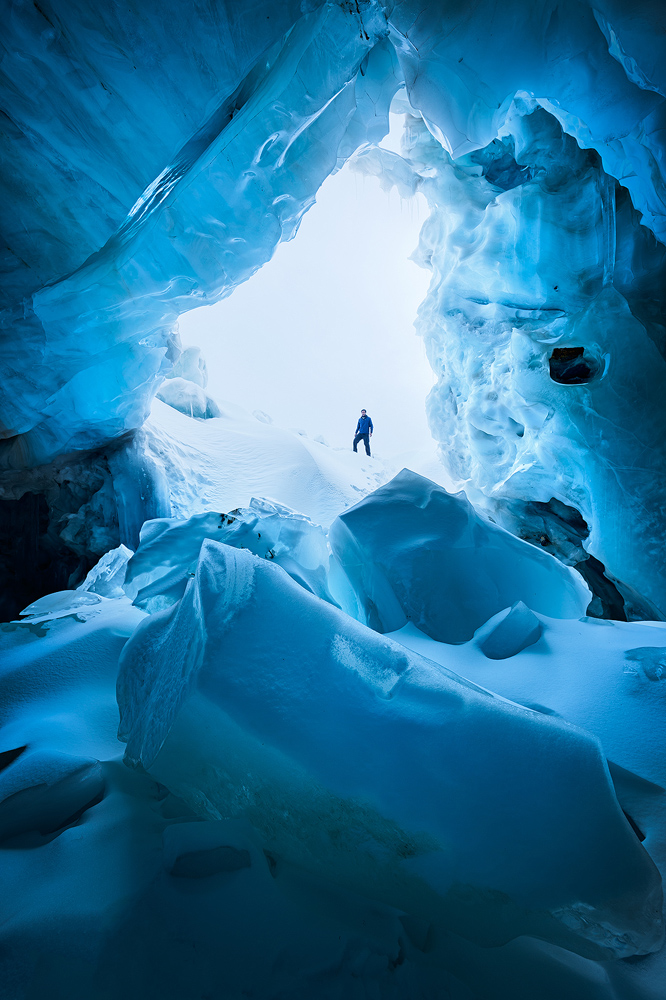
xmin=179 ymin=116 xmax=435 ymax=458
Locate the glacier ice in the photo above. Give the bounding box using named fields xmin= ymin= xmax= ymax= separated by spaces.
xmin=1 ymin=1 xmax=398 ymax=468
xmin=77 ymin=544 xmax=133 ymax=600
xmin=475 ymin=602 xmax=542 ymax=661
xmin=356 ymin=98 xmax=666 ymax=616
xmin=329 ymin=469 xmax=590 ymax=641
xmin=2 ymin=0 xmax=665 ymax=619
xmin=155 ymin=377 xmax=221 ymax=420
xmin=1 ymin=0 xmax=665 ymax=489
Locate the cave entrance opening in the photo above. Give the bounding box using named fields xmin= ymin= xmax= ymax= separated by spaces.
xmin=176 ymin=118 xmax=435 ymax=460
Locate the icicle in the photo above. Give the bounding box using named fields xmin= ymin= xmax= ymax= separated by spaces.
xmin=601 ymin=171 xmax=616 ymax=287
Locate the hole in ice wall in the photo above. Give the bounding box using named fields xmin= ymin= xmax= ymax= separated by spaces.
xmin=178 ymin=124 xmax=434 ymax=458
xmin=469 ymin=139 xmax=534 ymax=192
xmin=501 ymin=497 xmax=658 ymax=621
xmin=549 ymin=347 xmax=600 ymax=385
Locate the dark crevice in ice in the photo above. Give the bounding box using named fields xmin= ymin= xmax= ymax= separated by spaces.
xmin=496 ymin=497 xmax=662 ymax=621
xmin=549 ymin=347 xmax=601 ymax=385
xmin=0 ymin=746 xmax=28 ymax=773
xmin=0 ymin=492 xmax=91 ymax=622
xmin=470 ymin=139 xmax=534 ymax=191
xmin=622 ymin=810 xmax=646 ymax=842
xmin=574 ymin=555 xmax=627 ymax=621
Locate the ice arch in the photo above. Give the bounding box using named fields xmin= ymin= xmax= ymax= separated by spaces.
xmin=1 ymin=0 xmax=666 ymax=610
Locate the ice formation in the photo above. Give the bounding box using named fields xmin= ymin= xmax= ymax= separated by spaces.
xmin=357 ymin=100 xmax=666 ymax=617
xmin=117 ymin=538 xmax=661 ymax=960
xmin=2 ymin=0 xmax=665 ymax=614
xmin=3 ymin=1 xmax=666 ymax=997
xmin=3 ymin=468 xmax=666 ymax=996
xmin=329 ymin=469 xmax=590 ymax=641
xmin=123 ymin=497 xmax=335 ymax=611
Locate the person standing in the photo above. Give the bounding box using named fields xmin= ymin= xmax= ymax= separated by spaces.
xmin=353 ymin=409 xmax=373 ymax=456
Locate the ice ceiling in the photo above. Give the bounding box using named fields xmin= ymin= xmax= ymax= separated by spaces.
xmin=2 ymin=0 xmax=666 ymax=611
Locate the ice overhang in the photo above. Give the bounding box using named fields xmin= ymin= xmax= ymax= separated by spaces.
xmin=0 ymin=0 xmax=664 ymax=469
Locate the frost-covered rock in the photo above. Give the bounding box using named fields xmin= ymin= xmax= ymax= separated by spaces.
xmin=117 ymin=538 xmax=662 ymax=960
xmin=329 ymin=469 xmax=590 ymax=642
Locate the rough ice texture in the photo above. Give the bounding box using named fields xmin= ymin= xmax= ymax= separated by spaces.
xmin=155 ymin=378 xmax=221 ymax=420
xmin=117 ymin=537 xmax=662 ymax=960
xmin=329 ymin=469 xmax=590 ymax=642
xmin=78 ymin=544 xmax=133 ymax=600
xmin=356 ymin=98 xmax=666 ymax=615
xmin=2 ymin=0 xmax=665 ymax=482
xmin=2 ymin=0 xmax=666 ymax=628
xmin=0 ymin=0 xmax=397 ymax=467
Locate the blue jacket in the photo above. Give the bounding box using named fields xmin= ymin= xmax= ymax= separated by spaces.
xmin=356 ymin=414 xmax=373 ymax=434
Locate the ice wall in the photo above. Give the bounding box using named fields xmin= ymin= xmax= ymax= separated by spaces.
xmin=0 ymin=0 xmax=397 ymax=468
xmin=358 ymin=96 xmax=666 ymax=614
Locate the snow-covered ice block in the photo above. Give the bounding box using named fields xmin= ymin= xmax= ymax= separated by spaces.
xmin=124 ymin=498 xmax=335 ymax=612
xmin=156 ymin=377 xmax=221 ymax=420
xmin=78 ymin=545 xmax=133 ymax=600
xmin=329 ymin=470 xmax=590 ymax=642
xmin=476 ymin=602 xmax=543 ymax=660
xmin=117 ymin=539 xmax=661 ymax=960
xmin=388 ymin=615 xmax=666 ymax=791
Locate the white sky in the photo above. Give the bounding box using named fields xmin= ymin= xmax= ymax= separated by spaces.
xmin=178 ymin=125 xmax=435 ymax=457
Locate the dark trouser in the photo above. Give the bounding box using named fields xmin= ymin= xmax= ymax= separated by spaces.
xmin=353 ymin=432 xmax=371 ymax=456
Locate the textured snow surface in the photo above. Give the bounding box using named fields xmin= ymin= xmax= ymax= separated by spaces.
xmin=2 ymin=471 xmax=666 ymax=998
xmin=142 ymin=395 xmax=398 ymax=527
xmin=117 ymin=539 xmax=661 ymax=962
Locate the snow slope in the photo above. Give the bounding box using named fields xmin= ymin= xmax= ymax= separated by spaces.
xmin=143 ymin=396 xmax=445 ymax=528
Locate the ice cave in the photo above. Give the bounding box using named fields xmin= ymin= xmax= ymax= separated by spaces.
xmin=2 ymin=2 xmax=666 ymax=998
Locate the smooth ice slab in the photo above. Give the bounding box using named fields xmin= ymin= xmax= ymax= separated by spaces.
xmin=329 ymin=469 xmax=590 ymax=642
xmin=117 ymin=539 xmax=661 ymax=960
